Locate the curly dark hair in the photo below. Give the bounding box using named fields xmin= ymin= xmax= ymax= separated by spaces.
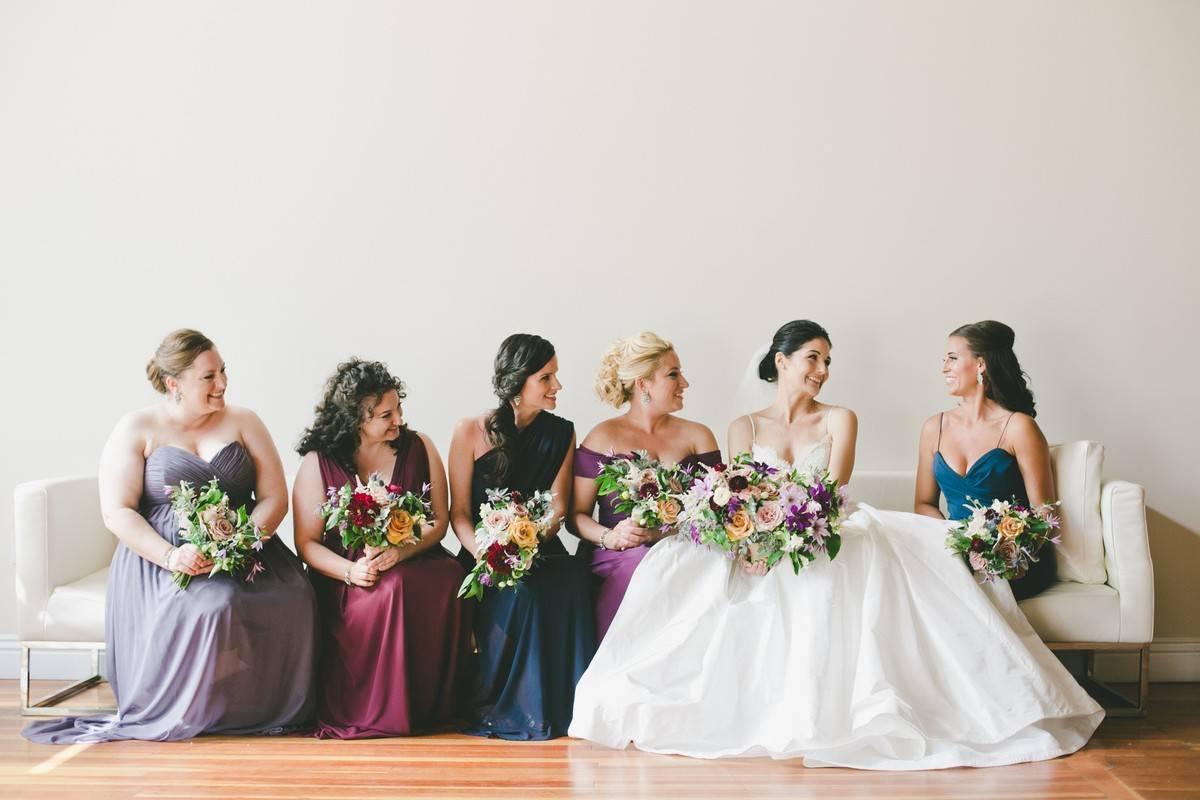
xmin=484 ymin=333 xmax=556 ymax=483
xmin=950 ymin=320 xmax=1037 ymax=418
xmin=296 ymin=358 xmax=408 ymax=473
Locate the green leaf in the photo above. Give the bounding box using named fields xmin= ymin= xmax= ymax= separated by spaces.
xmin=826 ymin=536 xmax=841 ymax=560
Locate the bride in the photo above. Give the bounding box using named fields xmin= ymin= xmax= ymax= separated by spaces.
xmin=568 ymin=320 xmax=1103 ymax=769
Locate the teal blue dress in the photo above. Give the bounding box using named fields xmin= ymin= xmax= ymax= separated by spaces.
xmin=932 ymin=413 xmax=1056 ymax=600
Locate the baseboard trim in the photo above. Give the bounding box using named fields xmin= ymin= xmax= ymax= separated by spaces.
xmin=1092 ymin=638 xmax=1200 ymax=683
xmin=1 ymin=634 xmax=1196 ymax=682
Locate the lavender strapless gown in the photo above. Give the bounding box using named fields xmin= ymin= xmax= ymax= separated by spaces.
xmin=24 ymin=442 xmax=319 ymax=743
xmin=574 ymin=446 xmax=721 ymax=643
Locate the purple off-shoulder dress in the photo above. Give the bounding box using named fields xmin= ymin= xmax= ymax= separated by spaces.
xmin=23 ymin=442 xmax=318 ymax=743
xmin=312 ymin=430 xmax=470 ymax=738
xmin=574 ymin=446 xmax=721 ymax=643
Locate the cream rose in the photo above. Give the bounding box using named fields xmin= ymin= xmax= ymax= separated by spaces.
xmin=712 ymin=485 xmax=732 ymax=507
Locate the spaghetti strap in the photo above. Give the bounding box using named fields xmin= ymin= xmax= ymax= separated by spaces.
xmin=747 ymin=414 xmax=757 ymax=445
xmin=997 ymin=413 xmax=1016 ymax=448
xmin=936 ymin=412 xmax=945 ymax=452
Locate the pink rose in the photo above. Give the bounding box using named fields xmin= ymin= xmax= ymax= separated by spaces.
xmin=754 ymin=501 xmax=785 ymax=531
xmin=968 ymin=551 xmax=989 ymax=573
xmin=200 ymin=505 xmax=235 ymax=541
xmin=485 ymin=508 xmax=513 ymax=533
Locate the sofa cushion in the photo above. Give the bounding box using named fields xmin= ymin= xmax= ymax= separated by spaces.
xmin=1049 ymin=441 xmax=1107 ymax=584
xmin=1018 ymin=581 xmax=1119 ymax=642
xmin=42 ymin=567 xmax=108 ymax=642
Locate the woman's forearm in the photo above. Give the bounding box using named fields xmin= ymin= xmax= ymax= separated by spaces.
xmin=104 ymin=507 xmax=174 ymax=567
xmin=250 ymin=494 xmax=287 ymax=535
xmin=297 ymin=539 xmax=355 ymax=581
xmin=572 ymin=511 xmax=608 ymax=545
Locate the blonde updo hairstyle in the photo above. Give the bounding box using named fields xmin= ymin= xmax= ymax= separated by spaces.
xmin=595 ymin=331 xmax=674 ymax=407
xmin=146 ymin=329 xmax=215 ymax=394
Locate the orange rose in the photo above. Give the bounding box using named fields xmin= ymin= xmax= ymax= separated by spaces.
xmin=386 ymin=509 xmax=415 ymax=545
xmin=997 ymin=515 xmax=1026 ymax=540
xmin=507 ymin=517 xmax=540 ymax=550
xmin=657 ymin=497 xmax=682 ymax=525
xmin=724 ymin=509 xmax=754 ymax=541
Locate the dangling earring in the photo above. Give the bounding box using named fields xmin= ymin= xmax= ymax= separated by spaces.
xmin=976 ymin=370 xmax=984 ymax=386
xmin=641 ymin=392 xmax=651 ymax=406
xmin=173 ymin=391 xmax=182 ymax=404
xmin=513 ymin=396 xmax=521 ymax=407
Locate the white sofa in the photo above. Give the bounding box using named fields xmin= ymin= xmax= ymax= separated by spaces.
xmin=851 ymin=441 xmax=1154 ymax=715
xmin=14 ymin=441 xmax=1154 ymax=715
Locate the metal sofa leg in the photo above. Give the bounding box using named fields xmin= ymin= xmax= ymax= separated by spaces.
xmin=20 ymin=642 xmax=114 ymax=717
xmin=1077 ymin=644 xmax=1149 ymax=718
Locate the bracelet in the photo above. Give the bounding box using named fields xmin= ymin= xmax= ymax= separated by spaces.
xmin=599 ymin=529 xmax=611 ymax=551
xmin=163 ymin=545 xmax=177 ymax=570
xmin=343 ymin=566 xmax=353 ymax=586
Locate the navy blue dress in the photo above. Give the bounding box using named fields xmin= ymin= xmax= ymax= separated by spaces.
xmin=932 ymin=413 xmax=1056 ymax=600
xmin=455 ymin=411 xmax=596 ymax=739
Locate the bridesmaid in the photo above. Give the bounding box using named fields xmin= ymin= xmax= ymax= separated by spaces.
xmin=448 ymin=333 xmax=596 ymax=739
xmin=915 ymin=320 xmax=1057 ymax=600
xmin=24 ymin=329 xmax=317 ymax=743
xmin=293 ymin=359 xmax=469 ymax=739
xmin=568 ymin=332 xmax=720 ymax=643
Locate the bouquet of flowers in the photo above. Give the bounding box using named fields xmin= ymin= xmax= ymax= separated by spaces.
xmin=319 ymin=473 xmax=431 ymax=552
xmin=945 ymin=498 xmax=1060 ymax=583
xmin=459 ymin=488 xmax=556 ymax=600
xmin=593 ymin=450 xmax=695 ymax=530
xmin=678 ymin=454 xmax=845 ymax=573
xmin=166 ymin=479 xmax=267 ymax=589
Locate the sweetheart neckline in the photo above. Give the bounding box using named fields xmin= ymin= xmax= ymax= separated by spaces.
xmin=147 ymin=440 xmax=244 ymax=465
xmin=751 ymin=435 xmax=831 ymax=471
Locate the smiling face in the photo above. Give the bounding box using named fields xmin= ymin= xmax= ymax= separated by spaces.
xmin=776 ymin=338 xmax=831 ymax=398
xmin=637 ymin=349 xmax=688 ymax=414
xmin=166 ymin=349 xmax=227 ymax=414
xmin=942 ymin=335 xmax=984 ymax=397
xmin=515 ymin=355 xmax=561 ymax=412
xmin=360 ymin=388 xmax=404 ymax=445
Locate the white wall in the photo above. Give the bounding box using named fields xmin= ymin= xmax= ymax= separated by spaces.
xmin=2 ymin=1 xmax=1197 ymax=639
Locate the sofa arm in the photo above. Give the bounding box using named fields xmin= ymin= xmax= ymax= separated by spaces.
xmin=14 ymin=477 xmax=115 ymax=640
xmin=1100 ymin=480 xmax=1154 ymax=644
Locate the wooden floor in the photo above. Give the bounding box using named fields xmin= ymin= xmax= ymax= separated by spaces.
xmin=0 ymin=682 xmax=1197 ymax=799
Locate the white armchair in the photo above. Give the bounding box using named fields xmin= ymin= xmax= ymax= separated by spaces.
xmin=14 ymin=476 xmax=115 ymax=715
xmin=850 ymin=441 xmax=1155 ymax=715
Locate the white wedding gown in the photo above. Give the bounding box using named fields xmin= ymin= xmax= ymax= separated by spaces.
xmin=568 ymin=436 xmax=1104 ymax=769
